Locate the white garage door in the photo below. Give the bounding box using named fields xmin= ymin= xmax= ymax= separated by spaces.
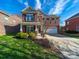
xmin=46 ymin=27 xmax=58 ymax=34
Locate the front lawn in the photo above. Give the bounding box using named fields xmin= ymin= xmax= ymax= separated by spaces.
xmin=0 ymin=35 xmax=59 ymax=59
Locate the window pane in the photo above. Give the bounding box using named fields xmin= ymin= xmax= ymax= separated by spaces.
xmin=26 ymin=14 xmax=34 ymax=21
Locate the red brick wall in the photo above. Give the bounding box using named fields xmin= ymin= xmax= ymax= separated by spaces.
xmin=22 ymin=11 xmax=60 ymax=33
xmin=22 ymin=14 xmax=26 ymax=22
xmin=65 ymin=17 xmax=79 ymax=31
xmin=45 ymin=17 xmax=59 ymax=33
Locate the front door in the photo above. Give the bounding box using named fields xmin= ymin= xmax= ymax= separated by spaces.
xmin=26 ymin=25 xmax=35 ymax=32
xmin=37 ymin=25 xmax=41 ymax=32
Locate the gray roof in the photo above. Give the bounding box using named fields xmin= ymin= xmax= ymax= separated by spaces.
xmin=22 ymin=7 xmax=59 ymax=18
xmin=0 ymin=11 xmax=20 ymax=26
xmin=66 ymin=13 xmax=79 ymax=21
xmin=0 ymin=10 xmax=10 ymax=16
xmin=71 ymin=13 xmax=79 ymax=18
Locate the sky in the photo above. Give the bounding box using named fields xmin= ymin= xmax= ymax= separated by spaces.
xmin=0 ymin=0 xmax=79 ymax=26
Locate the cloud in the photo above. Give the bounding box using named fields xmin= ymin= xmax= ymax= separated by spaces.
xmin=43 ymin=0 xmax=52 ymax=5
xmin=24 ymin=2 xmax=28 ymax=7
xmin=35 ymin=0 xmax=41 ymax=10
xmin=48 ymin=8 xmax=54 ymax=15
xmin=18 ymin=0 xmax=29 ymax=7
xmin=17 ymin=0 xmax=23 ymax=3
xmin=66 ymin=0 xmax=79 ymax=11
xmin=73 ymin=0 xmax=79 ymax=3
xmin=49 ymin=0 xmax=70 ymax=15
xmin=43 ymin=0 xmax=46 ymax=4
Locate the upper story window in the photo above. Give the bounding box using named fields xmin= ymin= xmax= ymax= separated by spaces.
xmin=47 ymin=18 xmax=49 ymax=20
xmin=67 ymin=21 xmax=69 ymax=25
xmin=66 ymin=28 xmax=69 ymax=30
xmin=26 ymin=14 xmax=34 ymax=21
xmin=52 ymin=18 xmax=54 ymax=20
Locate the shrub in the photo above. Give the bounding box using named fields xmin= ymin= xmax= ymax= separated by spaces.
xmin=16 ymin=32 xmax=29 ymax=39
xmin=65 ymin=30 xmax=79 ymax=34
xmin=29 ymin=32 xmax=36 ymax=39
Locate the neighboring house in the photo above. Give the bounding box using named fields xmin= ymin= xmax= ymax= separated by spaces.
xmin=20 ymin=7 xmax=60 ymax=34
xmin=0 ymin=22 xmax=5 ymax=35
xmin=65 ymin=13 xmax=79 ymax=32
xmin=0 ymin=11 xmax=20 ymax=35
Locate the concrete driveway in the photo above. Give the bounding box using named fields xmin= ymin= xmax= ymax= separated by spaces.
xmin=45 ymin=34 xmax=79 ymax=59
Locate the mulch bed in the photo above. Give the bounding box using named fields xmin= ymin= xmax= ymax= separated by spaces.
xmin=33 ymin=38 xmax=51 ymax=48
xmin=33 ymin=38 xmax=66 ymax=59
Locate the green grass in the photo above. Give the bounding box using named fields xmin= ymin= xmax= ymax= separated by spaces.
xmin=0 ymin=35 xmax=59 ymax=59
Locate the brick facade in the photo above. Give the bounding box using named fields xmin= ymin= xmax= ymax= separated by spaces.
xmin=21 ymin=7 xmax=60 ymax=33
xmin=65 ymin=13 xmax=79 ymax=32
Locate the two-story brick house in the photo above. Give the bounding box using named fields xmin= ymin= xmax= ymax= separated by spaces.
xmin=20 ymin=7 xmax=60 ymax=34
xmin=65 ymin=13 xmax=79 ymax=32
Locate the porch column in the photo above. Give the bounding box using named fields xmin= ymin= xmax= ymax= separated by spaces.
xmin=41 ymin=25 xmax=43 ymax=32
xmin=20 ymin=23 xmax=23 ymax=32
xmin=20 ymin=17 xmax=23 ymax=32
xmin=35 ymin=25 xmax=39 ymax=33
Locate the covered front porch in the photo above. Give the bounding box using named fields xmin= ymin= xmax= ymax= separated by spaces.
xmin=20 ymin=22 xmax=43 ymax=33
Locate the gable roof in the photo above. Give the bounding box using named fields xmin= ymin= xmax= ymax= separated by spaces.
xmin=71 ymin=13 xmax=79 ymax=18
xmin=22 ymin=7 xmax=33 ymax=12
xmin=0 ymin=10 xmax=10 ymax=17
xmin=36 ymin=9 xmax=44 ymax=14
xmin=22 ymin=7 xmax=36 ymax=14
xmin=35 ymin=9 xmax=59 ymax=18
xmin=0 ymin=11 xmax=21 ymax=26
xmin=22 ymin=7 xmax=59 ymax=19
xmin=66 ymin=13 xmax=79 ymax=21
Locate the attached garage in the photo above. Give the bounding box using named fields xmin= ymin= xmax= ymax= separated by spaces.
xmin=46 ymin=27 xmax=58 ymax=34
